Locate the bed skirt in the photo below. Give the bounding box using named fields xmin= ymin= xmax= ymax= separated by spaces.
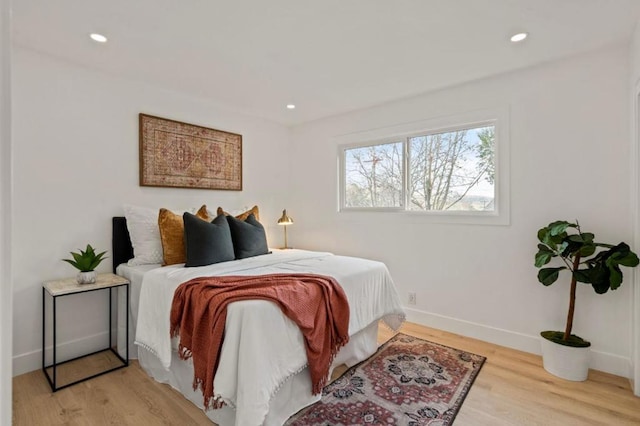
xmin=137 ymin=321 xmax=380 ymax=426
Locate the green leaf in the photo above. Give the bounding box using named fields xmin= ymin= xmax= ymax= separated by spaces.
xmin=62 ymin=259 xmax=79 ymax=269
xmin=77 ymin=257 xmax=91 ymax=271
xmin=535 ymin=244 xmax=556 ymax=267
xmin=573 ymin=269 xmax=591 ymax=283
xmin=591 ymin=281 xmax=610 ymax=294
xmin=589 ymin=264 xmax=610 ymax=294
xmin=578 ymin=243 xmax=596 ymax=257
xmin=619 ymin=253 xmax=639 ymax=267
xmin=537 ymin=228 xmax=549 ymax=243
xmin=608 ymin=265 xmax=623 ymax=290
xmin=537 ymin=267 xmax=566 ymax=286
xmin=549 ymin=221 xmax=575 ymax=236
xmin=95 ymin=251 xmax=107 ymax=261
xmin=569 ymin=233 xmax=595 ymax=244
xmin=568 ymin=234 xmax=585 ymax=243
xmin=535 ymin=251 xmax=552 ymax=268
xmin=537 ymin=244 xmax=553 ymax=253
xmin=580 ymin=233 xmax=594 ymax=243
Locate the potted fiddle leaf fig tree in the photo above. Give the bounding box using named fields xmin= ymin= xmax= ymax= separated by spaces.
xmin=534 ymin=220 xmax=639 ymax=381
xmin=63 ymin=244 xmax=107 ymax=284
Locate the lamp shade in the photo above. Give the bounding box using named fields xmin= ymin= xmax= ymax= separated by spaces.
xmin=277 ymin=209 xmax=293 ymax=226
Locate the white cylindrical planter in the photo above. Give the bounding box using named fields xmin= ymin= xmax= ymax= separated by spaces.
xmin=540 ymin=336 xmax=590 ymax=381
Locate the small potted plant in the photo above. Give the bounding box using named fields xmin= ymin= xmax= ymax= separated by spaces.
xmin=534 ymin=220 xmax=639 ymax=380
xmin=63 ymin=244 xmax=107 ymax=284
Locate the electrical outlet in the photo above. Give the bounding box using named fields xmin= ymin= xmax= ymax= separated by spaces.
xmin=408 ymin=292 xmax=416 ymax=305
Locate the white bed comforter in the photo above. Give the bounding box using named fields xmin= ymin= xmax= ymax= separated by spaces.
xmin=135 ymin=249 xmax=405 ymax=426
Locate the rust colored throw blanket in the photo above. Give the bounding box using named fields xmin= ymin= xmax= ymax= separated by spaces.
xmin=170 ymin=273 xmax=350 ymax=410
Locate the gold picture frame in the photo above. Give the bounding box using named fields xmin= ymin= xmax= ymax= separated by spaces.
xmin=139 ymin=114 xmax=242 ymax=190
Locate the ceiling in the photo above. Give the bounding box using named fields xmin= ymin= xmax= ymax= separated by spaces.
xmin=12 ymin=0 xmax=640 ymax=126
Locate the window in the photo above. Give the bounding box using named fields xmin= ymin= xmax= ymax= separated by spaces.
xmin=343 ymin=141 xmax=404 ymax=208
xmin=338 ymin=111 xmax=508 ymax=224
xmin=407 ymin=125 xmax=495 ymax=212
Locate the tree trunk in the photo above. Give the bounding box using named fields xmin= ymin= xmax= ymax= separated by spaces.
xmin=563 ymin=254 xmax=581 ymax=341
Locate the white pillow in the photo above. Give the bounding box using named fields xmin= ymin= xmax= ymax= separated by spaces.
xmin=123 ymin=204 xmax=164 ymax=266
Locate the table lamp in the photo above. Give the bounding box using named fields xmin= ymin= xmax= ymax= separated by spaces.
xmin=277 ymin=209 xmax=293 ymax=249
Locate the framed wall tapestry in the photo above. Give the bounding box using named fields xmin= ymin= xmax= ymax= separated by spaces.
xmin=139 ymin=113 xmax=242 ymax=190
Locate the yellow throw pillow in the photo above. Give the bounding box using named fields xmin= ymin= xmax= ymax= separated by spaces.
xmin=216 ymin=205 xmax=260 ymax=222
xmin=159 ymin=205 xmax=210 ymax=266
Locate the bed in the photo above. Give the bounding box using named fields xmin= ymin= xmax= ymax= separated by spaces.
xmin=111 ymin=217 xmax=405 ymax=426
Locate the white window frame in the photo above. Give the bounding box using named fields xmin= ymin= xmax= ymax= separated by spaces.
xmin=336 ymin=107 xmax=510 ymax=225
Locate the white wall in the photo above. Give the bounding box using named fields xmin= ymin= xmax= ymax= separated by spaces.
xmin=11 ymin=47 xmax=292 ymax=375
xmin=11 ymin=41 xmax=636 ymax=380
xmin=290 ymin=45 xmax=633 ymax=377
xmin=1 ymin=0 xmax=13 ymax=421
xmin=632 ymin=23 xmax=640 ymax=84
xmin=629 ymin=21 xmax=640 ymax=395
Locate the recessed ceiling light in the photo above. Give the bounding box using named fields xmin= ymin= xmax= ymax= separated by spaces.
xmin=90 ymin=33 xmax=108 ymax=43
xmin=286 ymin=104 xmax=296 ymax=110
xmin=510 ymin=32 xmax=528 ymax=43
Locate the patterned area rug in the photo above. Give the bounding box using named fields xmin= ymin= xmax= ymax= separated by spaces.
xmin=286 ymin=333 xmax=486 ymax=426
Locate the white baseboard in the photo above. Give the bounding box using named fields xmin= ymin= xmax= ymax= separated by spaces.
xmin=15 ymin=306 xmax=630 ymax=379
xmin=13 ymin=331 xmax=110 ymax=376
xmin=404 ymin=307 xmax=631 ymax=379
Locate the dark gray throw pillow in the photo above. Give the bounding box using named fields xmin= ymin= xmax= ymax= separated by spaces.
xmin=226 ymin=213 xmax=270 ymax=259
xmin=183 ymin=212 xmax=235 ymax=267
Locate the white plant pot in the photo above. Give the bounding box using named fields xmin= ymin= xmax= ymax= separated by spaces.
xmin=540 ymin=335 xmax=590 ymax=381
xmin=76 ymin=271 xmax=96 ymax=284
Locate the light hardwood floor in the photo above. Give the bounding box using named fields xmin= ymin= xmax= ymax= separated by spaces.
xmin=13 ymin=321 xmax=640 ymax=425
